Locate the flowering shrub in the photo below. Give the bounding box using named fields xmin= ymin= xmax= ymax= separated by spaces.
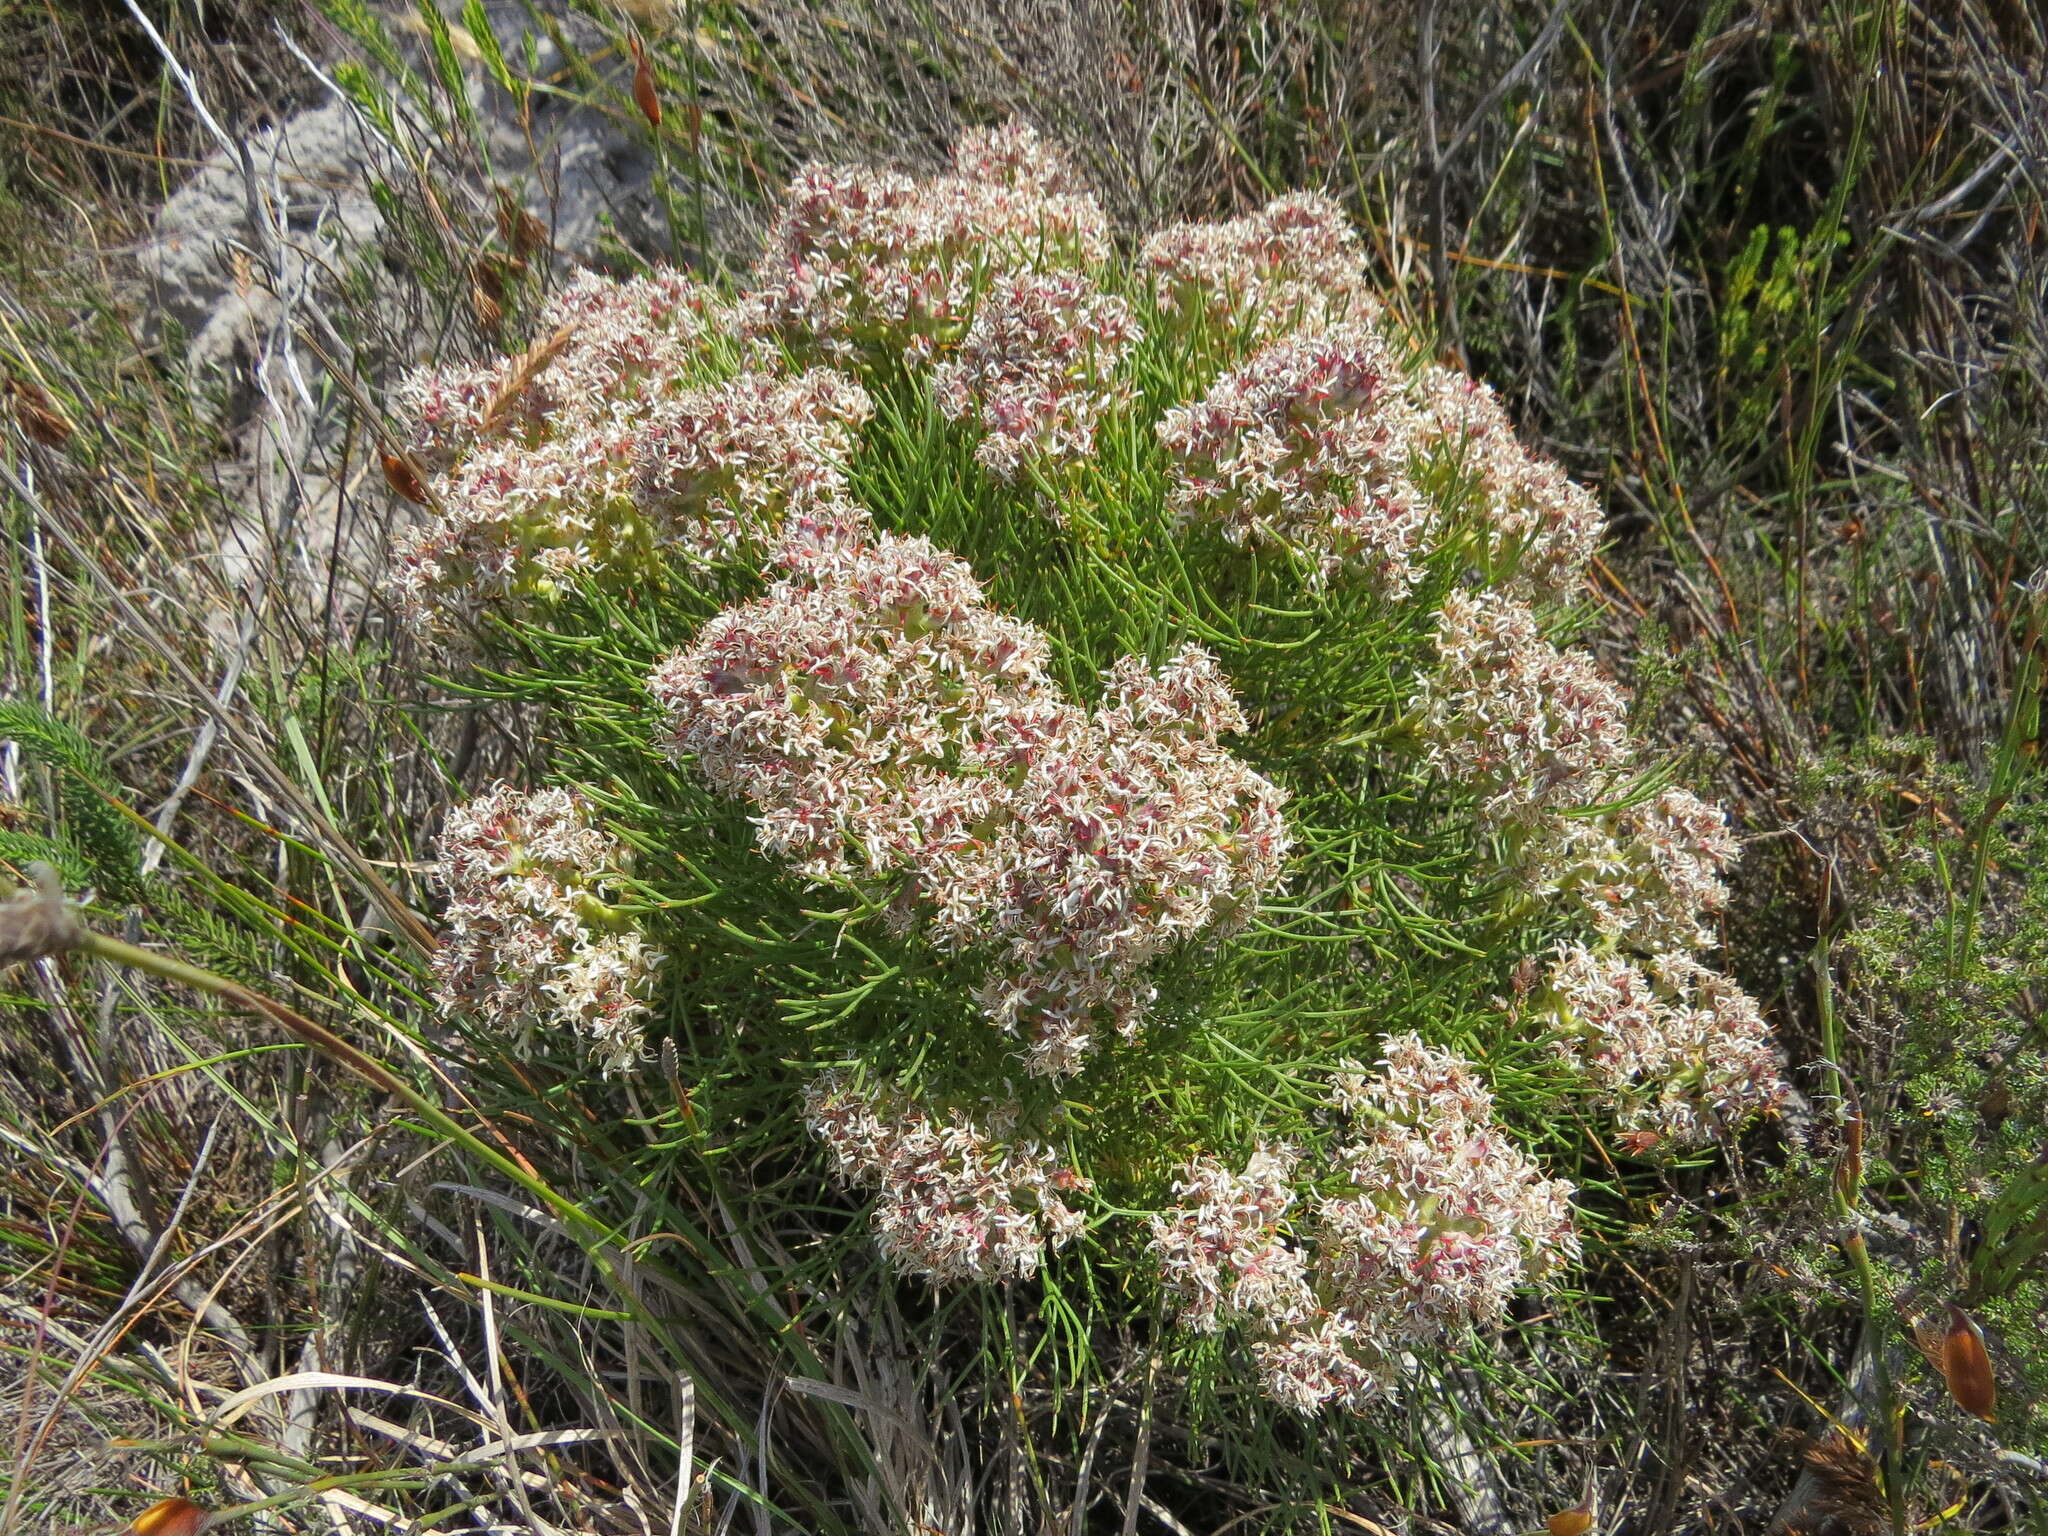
xmin=400 ymin=120 xmax=1786 ymax=1422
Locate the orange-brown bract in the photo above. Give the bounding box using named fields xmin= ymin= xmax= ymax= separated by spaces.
xmin=128 ymin=1498 xmax=213 ymax=1536
xmin=630 ymin=36 xmax=661 ymax=128
xmin=1941 ymin=1303 xmax=1998 ymax=1421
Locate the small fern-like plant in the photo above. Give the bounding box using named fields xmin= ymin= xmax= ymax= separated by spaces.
xmin=0 ymin=697 xmax=141 ymax=901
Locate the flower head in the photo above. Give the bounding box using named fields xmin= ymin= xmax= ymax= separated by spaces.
xmin=1159 ymin=324 xmax=1430 ymax=589
xmin=432 ymin=786 xmax=660 ymax=1073
xmin=1148 ymin=1039 xmax=1576 ymax=1414
xmin=1159 ymin=331 xmax=1607 ymax=599
xmin=951 ymin=118 xmax=1083 ymax=194
xmin=1410 ymin=365 xmax=1602 ymax=602
xmin=1543 ymin=944 xmax=1786 ymax=1147
xmin=633 ymin=368 xmax=873 ymax=565
xmin=1414 ymin=590 xmax=1635 ymax=826
xmin=397 ymin=270 xmax=721 ymax=466
xmin=934 ymin=270 xmax=1141 ymax=483
xmin=805 ymin=1073 xmax=1089 ymax=1282
xmin=1314 ymin=1034 xmax=1579 ymax=1345
xmin=740 ymin=123 xmax=1110 ymax=365
xmin=387 ymin=270 xmax=867 ymax=634
xmin=1143 ymin=193 xmax=1381 ymax=340
xmin=1149 ymin=1144 xmax=1313 ymax=1334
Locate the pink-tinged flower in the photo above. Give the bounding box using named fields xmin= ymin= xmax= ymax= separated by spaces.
xmin=804 ymin=1073 xmax=1089 ymax=1282
xmin=950 ymin=118 xmax=1084 ymax=194
xmin=1158 ymin=324 xmax=1431 ymax=589
xmin=1410 ymin=365 xmax=1603 ymax=602
xmin=934 ymin=270 xmax=1141 ymax=484
xmin=633 ymin=368 xmax=873 ymax=564
xmin=738 ymin=123 xmax=1110 ymax=365
xmin=1142 ymin=192 xmax=1381 ymax=340
xmin=387 ymin=268 xmax=867 ymax=636
xmin=1542 ymin=944 xmax=1786 ymax=1147
xmin=1158 ymin=326 xmax=1609 ymax=598
xmin=649 ymin=519 xmax=1290 ymax=1075
xmin=396 ymin=269 xmax=723 ymax=466
xmin=1148 ymin=1145 xmax=1313 ymax=1334
xmin=1313 ymin=1035 xmax=1579 ymax=1344
xmin=1414 ymin=590 xmax=1636 ymax=826
xmin=1148 ymin=1039 xmax=1576 ymax=1415
xmin=1414 ymin=595 xmax=1747 ymax=951
xmin=1100 ymin=643 xmax=1249 ymax=742
xmin=1573 ymin=787 xmax=1739 ymax=953
xmin=1249 ymin=1312 xmax=1384 ymax=1415
xmin=431 ymin=786 xmax=660 ymax=1073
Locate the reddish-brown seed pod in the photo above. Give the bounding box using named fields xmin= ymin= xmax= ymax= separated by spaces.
xmin=127 ymin=1497 xmax=215 ymax=1536
xmin=1832 ymin=1108 xmax=1863 ymax=1204
xmin=630 ymin=38 xmax=661 ymax=128
xmin=1940 ymin=1303 xmax=1997 ymax=1421
xmin=381 ymin=451 xmax=429 ymax=506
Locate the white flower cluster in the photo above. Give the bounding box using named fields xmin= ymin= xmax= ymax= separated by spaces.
xmin=1541 ymin=944 xmax=1787 ymax=1150
xmin=432 ymin=786 xmax=659 ymax=1074
xmin=949 ymin=118 xmax=1090 ymax=196
xmin=389 ymin=271 xmax=870 ymax=633
xmin=739 ymin=119 xmax=1110 ymax=366
xmin=1147 ymin=1144 xmax=1310 ymax=1334
xmin=1158 ymin=323 xmax=1432 ymax=590
xmin=633 ymin=368 xmax=874 ymax=564
xmin=1416 ymin=589 xmax=1635 ymax=824
xmin=1142 ymin=192 xmax=1382 ymax=340
xmin=648 ymin=513 xmax=1291 ymax=1076
xmin=1414 ymin=592 xmax=1744 ymax=944
xmin=1150 ymin=1035 xmax=1578 ymax=1414
xmin=1409 ymin=366 xmax=1604 ymax=604
xmin=804 ymin=1073 xmax=1089 ymax=1282
xmin=397 ymin=269 xmax=718 ymax=466
xmin=1158 ymin=323 xmax=1604 ymax=596
xmin=1412 ymin=583 xmax=1784 ymax=1144
xmin=933 ymin=270 xmax=1142 ymax=483
xmin=1319 ymin=1035 xmax=1578 ymax=1340
xmin=1575 ymin=786 xmax=1740 ymax=954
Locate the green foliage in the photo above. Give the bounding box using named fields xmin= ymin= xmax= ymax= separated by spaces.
xmin=0 ymin=827 xmax=93 ymax=890
xmin=1715 ymin=222 xmax=1852 ymax=443
xmin=0 ymin=697 xmax=142 ymax=901
xmin=1851 ymin=778 xmax=2048 ymax=1435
